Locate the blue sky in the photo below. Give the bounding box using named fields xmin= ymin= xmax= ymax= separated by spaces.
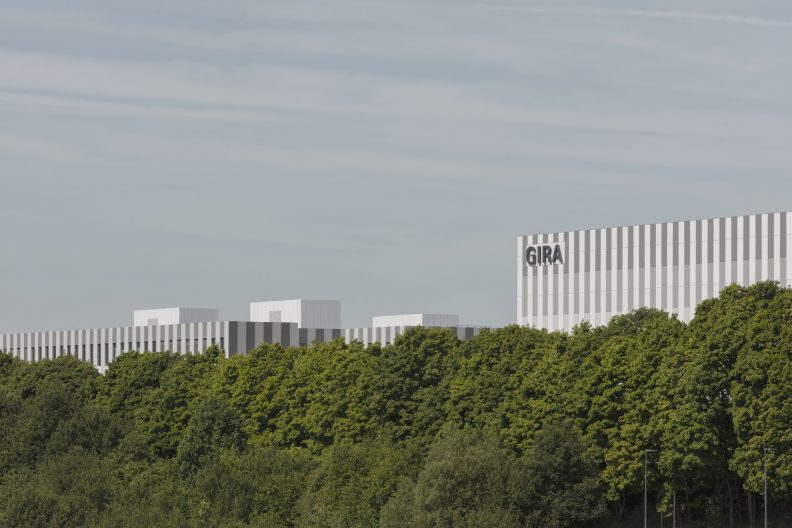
xmin=1 ymin=0 xmax=791 ymax=331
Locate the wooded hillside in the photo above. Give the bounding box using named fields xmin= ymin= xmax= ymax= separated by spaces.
xmin=0 ymin=282 xmax=790 ymax=527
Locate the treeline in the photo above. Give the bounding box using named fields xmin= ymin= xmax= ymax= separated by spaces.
xmin=0 ymin=282 xmax=790 ymax=527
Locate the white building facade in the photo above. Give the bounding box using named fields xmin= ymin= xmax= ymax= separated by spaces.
xmin=518 ymin=211 xmax=792 ymax=332
xmin=0 ymin=302 xmax=480 ymax=370
xmin=133 ymin=307 xmax=219 ymax=327
xmin=250 ymin=299 xmax=341 ymax=328
xmin=372 ymin=314 xmax=459 ymax=328
xmin=0 ymin=321 xmax=299 ymax=369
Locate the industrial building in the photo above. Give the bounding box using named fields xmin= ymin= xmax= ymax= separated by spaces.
xmin=5 ymin=210 xmax=790 ymax=370
xmin=518 ymin=211 xmax=792 ymax=332
xmin=0 ymin=300 xmax=480 ymax=370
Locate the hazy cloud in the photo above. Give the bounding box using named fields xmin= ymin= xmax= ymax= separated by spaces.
xmin=1 ymin=0 xmax=791 ymax=331
xmin=479 ymin=6 xmax=792 ymax=28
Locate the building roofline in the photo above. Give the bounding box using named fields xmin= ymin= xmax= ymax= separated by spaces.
xmin=518 ymin=210 xmax=791 ymax=238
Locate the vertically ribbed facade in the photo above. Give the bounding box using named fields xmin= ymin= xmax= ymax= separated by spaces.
xmin=0 ymin=322 xmax=299 ymax=369
xmin=518 ymin=212 xmax=792 ymax=332
xmin=0 ymin=322 xmax=481 ymax=370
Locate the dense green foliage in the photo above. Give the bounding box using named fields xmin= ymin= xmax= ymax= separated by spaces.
xmin=0 ymin=282 xmax=791 ymax=527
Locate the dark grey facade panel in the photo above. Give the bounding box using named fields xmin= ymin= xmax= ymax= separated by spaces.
xmin=731 ymin=216 xmax=738 ymax=263
xmin=707 ymin=219 xmax=714 ymax=298
xmin=616 ymin=230 xmax=622 ymax=312
xmin=542 ymin=262 xmax=548 ymax=317
xmin=638 ymin=226 xmax=645 ymax=307
xmin=606 ymin=230 xmax=612 ymax=313
xmin=719 ymin=217 xmax=726 ymax=263
xmin=594 ymin=230 xmax=600 ymax=312
xmin=564 ymin=232 xmax=570 ymax=316
xmin=627 ymin=268 xmax=633 ymax=311
xmin=532 ymin=258 xmax=538 ymax=316
xmin=696 ymin=250 xmax=702 ymax=308
xmin=705 ymin=219 xmax=711 ymax=264
xmin=246 ymin=322 xmax=255 ymax=354
xmin=263 ymin=323 xmax=272 ymax=346
xmin=606 ymin=228 xmax=612 ymax=272
xmin=282 ymin=323 xmax=292 ymax=348
xmin=584 ymin=231 xmax=590 ymax=317
xmin=672 ymin=222 xmax=690 ymax=266
xmin=660 ymin=224 xmax=666 ymax=309
xmin=227 ymin=322 xmax=238 ymax=355
xmin=585 ymin=230 xmax=590 ymax=273
xmin=574 ymin=232 xmax=580 ymax=314
xmin=552 ymin=233 xmax=559 ymax=316
xmin=743 ymin=216 xmax=751 ymax=284
xmin=595 ymin=230 xmax=601 ymax=272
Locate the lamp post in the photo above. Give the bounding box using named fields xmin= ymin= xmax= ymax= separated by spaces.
xmin=764 ymin=447 xmax=773 ymax=528
xmin=644 ymin=449 xmax=658 ymax=528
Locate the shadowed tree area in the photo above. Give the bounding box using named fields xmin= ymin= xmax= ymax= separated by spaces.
xmin=0 ymin=282 xmax=791 ymax=527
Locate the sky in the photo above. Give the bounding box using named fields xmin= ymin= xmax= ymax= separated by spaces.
xmin=1 ymin=0 xmax=792 ymax=332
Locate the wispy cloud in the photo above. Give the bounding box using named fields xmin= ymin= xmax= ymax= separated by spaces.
xmin=477 ymin=5 xmax=792 ymax=29
xmin=1 ymin=0 xmax=791 ymax=330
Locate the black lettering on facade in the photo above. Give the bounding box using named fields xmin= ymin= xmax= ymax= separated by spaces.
xmin=526 ymin=246 xmax=537 ymax=266
xmin=542 ymin=246 xmax=552 ymax=265
xmin=525 ymin=244 xmax=565 ymax=267
xmin=553 ymin=245 xmax=563 ymax=264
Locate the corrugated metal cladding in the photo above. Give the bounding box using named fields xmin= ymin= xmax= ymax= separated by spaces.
xmin=518 ymin=212 xmax=792 ymax=332
xmin=344 ymin=326 xmax=481 ymax=347
xmin=0 ymin=322 xmax=298 ymax=369
xmin=0 ymin=321 xmax=482 ymax=370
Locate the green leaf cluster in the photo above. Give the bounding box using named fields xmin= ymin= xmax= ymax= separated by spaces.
xmin=0 ymin=282 xmax=791 ymax=526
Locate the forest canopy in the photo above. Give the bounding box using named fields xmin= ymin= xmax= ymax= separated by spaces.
xmin=0 ymin=282 xmax=790 ymax=527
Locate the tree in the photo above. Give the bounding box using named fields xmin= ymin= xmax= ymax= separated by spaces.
xmin=176 ymin=397 xmax=245 ymax=479
xmin=211 ymin=343 xmax=285 ymax=437
xmin=297 ymin=438 xmax=415 ymax=527
xmin=446 ymin=325 xmax=560 ymax=445
xmin=522 ymin=421 xmax=605 ymax=528
xmin=134 ymin=351 xmax=221 ymax=458
xmin=12 ymin=355 xmax=99 ymax=401
xmin=97 ymin=351 xmax=178 ymax=415
xmin=381 ymin=426 xmax=526 ymax=527
xmin=45 ymin=403 xmax=124 ymax=458
xmin=729 ymin=285 xmax=792 ymax=501
xmin=0 ymin=352 xmax=22 ymax=383
xmin=1 ymin=286 xmax=791 ymax=526
xmin=0 ymin=447 xmax=115 ymax=528
xmin=194 ymin=446 xmax=315 ymax=528
xmin=373 ymin=327 xmax=460 ymax=447
xmin=0 ymin=385 xmax=22 ymax=478
xmin=6 ymin=379 xmax=84 ymax=470
xmin=248 ymin=339 xmax=381 ymax=451
xmin=93 ymin=459 xmax=193 ymax=528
